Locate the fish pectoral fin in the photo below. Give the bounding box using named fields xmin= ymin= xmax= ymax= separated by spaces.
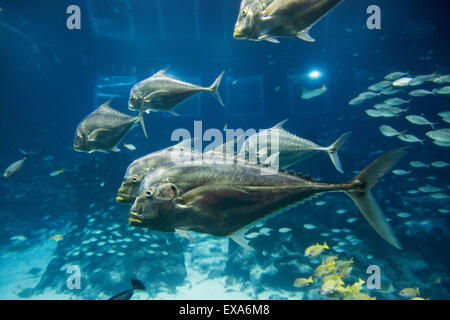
xmin=264 ymin=37 xmax=280 ymax=44
xmin=230 ymin=232 xmax=254 ymax=252
xmin=143 ymin=90 xmax=170 ymax=103
xmin=168 ymin=110 xmax=180 ymax=116
xmin=175 ymin=228 xmax=196 ymax=242
xmin=87 ymin=128 xmax=112 ymax=141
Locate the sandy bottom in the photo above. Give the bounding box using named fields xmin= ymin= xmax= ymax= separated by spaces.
xmin=0 ymin=235 xmax=303 ymax=300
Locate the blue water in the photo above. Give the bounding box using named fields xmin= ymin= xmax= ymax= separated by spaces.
xmin=0 ymin=0 xmax=449 ymax=300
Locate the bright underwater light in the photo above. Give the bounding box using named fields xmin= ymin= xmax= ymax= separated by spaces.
xmin=308 ymin=70 xmax=322 ymax=79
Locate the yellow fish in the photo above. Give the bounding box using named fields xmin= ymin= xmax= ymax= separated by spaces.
xmin=338 ymin=266 xmax=353 ymax=279
xmin=50 ymin=169 xmax=64 ymax=177
xmin=334 ymin=284 xmax=351 ymax=296
xmin=336 ymin=257 xmax=354 ymax=270
xmin=293 ymin=276 xmax=314 ymax=288
xmin=399 ymin=287 xmax=420 ymax=298
xmin=349 ymin=278 xmax=365 ymax=293
xmin=344 ymin=292 xmax=376 ymax=300
xmin=320 ymin=278 xmax=343 ymax=295
xmin=48 ymin=234 xmax=64 ymax=242
xmin=123 ymin=143 xmax=136 ymax=151
xmin=314 ymin=261 xmax=336 ymax=278
xmin=323 ymin=255 xmax=338 ymax=264
xmin=322 ymin=274 xmax=343 ymax=284
xmin=305 ymin=242 xmax=329 ymax=258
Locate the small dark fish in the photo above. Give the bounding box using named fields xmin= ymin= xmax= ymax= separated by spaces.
xmin=128 ymin=68 xmax=225 ymax=114
xmin=108 ymin=279 xmax=146 ymax=300
xmin=3 ymin=150 xmax=30 ymax=178
xmin=129 ymin=148 xmax=407 ymax=250
xmin=74 ymin=99 xmax=147 ymax=153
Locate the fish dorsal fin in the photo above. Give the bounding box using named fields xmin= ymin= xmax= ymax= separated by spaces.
xmin=98 ymin=103 xmax=133 ymax=119
xmin=272 ymin=119 xmax=289 ymax=130
xmin=156 ymin=66 xmax=170 ymax=75
xmin=101 ymin=98 xmax=113 ymax=108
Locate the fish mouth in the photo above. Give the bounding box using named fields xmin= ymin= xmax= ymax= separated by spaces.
xmin=128 ymin=210 xmax=145 ymax=225
xmin=233 ymin=29 xmax=244 ymax=38
xmin=116 ymin=194 xmax=134 ymax=203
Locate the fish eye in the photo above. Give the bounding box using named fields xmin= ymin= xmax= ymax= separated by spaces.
xmin=242 ymin=8 xmax=248 ymax=16
xmin=145 ymin=189 xmax=154 ymax=198
xmin=132 ymin=177 xmax=138 ymax=183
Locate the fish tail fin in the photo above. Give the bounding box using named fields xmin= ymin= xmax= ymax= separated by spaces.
xmin=345 ymin=148 xmax=408 ymax=249
xmin=325 ymin=132 xmax=352 ymax=174
xmin=138 ymin=100 xmax=148 ymax=138
xmin=431 ymin=123 xmax=438 ymax=130
xmin=209 ymin=71 xmax=225 ymax=107
xmin=18 ymin=149 xmax=30 ymax=159
xmin=131 ymin=278 xmax=146 ymax=291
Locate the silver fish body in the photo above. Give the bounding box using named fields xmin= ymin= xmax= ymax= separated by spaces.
xmin=74 ymin=100 xmax=147 ymax=153
xmin=117 ymin=139 xmax=236 ymax=203
xmin=129 ymin=148 xmax=407 ymax=249
xmin=237 ymin=120 xmax=350 ymax=173
xmin=117 ymin=142 xmax=199 ymax=203
xmin=128 ymin=69 xmax=224 ymax=113
xmin=233 ymin=0 xmax=342 ymax=43
xmin=3 ymin=154 xmax=29 ymax=178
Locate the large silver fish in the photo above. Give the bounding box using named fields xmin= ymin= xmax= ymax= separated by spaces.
xmin=74 ymin=99 xmax=147 ymax=153
xmin=117 ymin=139 xmax=240 ymax=203
xmin=128 ymin=68 xmax=225 ymax=114
xmin=3 ymin=150 xmax=30 ymax=178
xmin=116 ymin=139 xmax=198 ymax=203
xmin=233 ymin=0 xmax=342 ymax=43
xmin=129 ymin=148 xmax=407 ymax=250
xmin=237 ymin=120 xmax=351 ymax=173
